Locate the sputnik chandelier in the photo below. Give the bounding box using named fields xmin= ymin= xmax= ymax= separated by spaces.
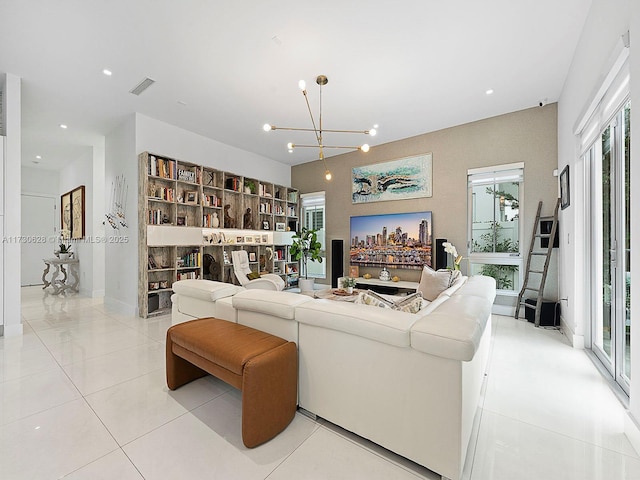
xmin=263 ymin=75 xmax=377 ymax=181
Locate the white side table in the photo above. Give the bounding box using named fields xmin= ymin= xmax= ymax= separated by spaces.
xmin=42 ymin=257 xmax=80 ymax=294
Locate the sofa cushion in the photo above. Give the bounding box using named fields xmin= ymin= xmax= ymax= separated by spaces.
xmin=418 ymin=266 xmax=459 ymax=301
xmin=232 ymin=289 xmax=313 ymax=320
xmin=172 ymin=279 xmax=244 ymax=301
xmin=436 ymin=275 xmax=468 ymax=299
xmin=452 ymin=275 xmax=497 ymax=302
xmin=411 ymin=295 xmax=491 ymax=361
xmin=296 ymin=300 xmax=418 ymax=347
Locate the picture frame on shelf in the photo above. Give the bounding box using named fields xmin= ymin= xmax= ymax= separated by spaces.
xmin=560 ymin=165 xmax=570 ymax=210
xmin=185 ymin=191 xmax=198 ymax=204
xmin=178 ymin=168 xmax=196 ymax=183
xmin=244 ymin=236 xmax=254 ymax=243
xmin=254 ymin=235 xmax=261 ymax=243
xmin=261 ymin=234 xmax=268 ymax=243
xmin=223 ymin=251 xmax=230 ymax=264
xmin=349 ymin=265 xmax=359 ymax=278
xmin=176 ymin=216 xmax=187 ymax=226
xmin=236 ymin=236 xmax=243 ymax=243
xmin=263 ymin=221 xmax=270 ymax=230
xmin=275 ymin=222 xmax=286 ymax=232
xmin=249 ymin=252 xmax=257 ymax=262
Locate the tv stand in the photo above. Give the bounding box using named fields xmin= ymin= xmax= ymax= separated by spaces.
xmin=354 ymin=277 xmax=418 ymax=295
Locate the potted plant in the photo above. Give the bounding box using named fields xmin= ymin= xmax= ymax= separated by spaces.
xmin=290 ymin=227 xmax=323 ymax=291
xmin=341 ymin=277 xmax=357 ymax=294
xmin=244 ymin=179 xmax=256 ymax=194
xmin=58 ymin=242 xmax=72 ymax=260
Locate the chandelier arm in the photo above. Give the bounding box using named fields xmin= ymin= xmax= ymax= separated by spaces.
xmin=302 ymin=90 xmax=322 ymax=146
xmin=290 ymin=144 xmax=365 ymax=150
xmin=272 ymin=126 xmax=371 ymax=135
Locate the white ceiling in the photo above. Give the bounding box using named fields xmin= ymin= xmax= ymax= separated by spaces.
xmin=0 ymin=0 xmax=592 ymax=171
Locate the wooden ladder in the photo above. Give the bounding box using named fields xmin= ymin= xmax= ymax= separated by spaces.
xmin=515 ymin=199 xmax=560 ymax=327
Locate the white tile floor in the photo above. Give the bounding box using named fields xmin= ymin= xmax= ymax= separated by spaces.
xmin=1 ymin=287 xmax=639 ymax=479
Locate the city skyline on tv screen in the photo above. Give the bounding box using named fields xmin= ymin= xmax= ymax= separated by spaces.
xmin=350 ymin=211 xmax=432 ymax=269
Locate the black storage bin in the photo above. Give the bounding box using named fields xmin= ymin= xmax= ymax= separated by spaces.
xmin=524 ymin=299 xmax=559 ymax=327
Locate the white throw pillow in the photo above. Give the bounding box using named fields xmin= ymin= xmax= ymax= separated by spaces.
xmin=418 ymin=266 xmax=456 ymax=301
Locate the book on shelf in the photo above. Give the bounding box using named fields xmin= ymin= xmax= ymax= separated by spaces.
xmin=177 ymin=250 xmax=201 ymax=268
xmin=225 ymin=177 xmax=241 ymax=191
xmin=149 ymin=156 xmax=176 ymax=179
xmin=177 ymin=271 xmax=199 ymax=280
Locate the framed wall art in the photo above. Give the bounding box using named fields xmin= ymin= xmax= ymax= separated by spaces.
xmin=71 ymin=186 xmax=85 ymax=239
xmin=560 ymin=165 xmax=570 ymax=210
xmin=61 ymin=191 xmax=72 ymax=234
xmin=61 ymin=185 xmax=85 ymax=239
xmin=352 ymin=153 xmax=433 ymax=204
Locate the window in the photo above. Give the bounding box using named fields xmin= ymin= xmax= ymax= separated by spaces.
xmin=300 ymin=192 xmax=326 ymax=278
xmin=467 ymin=163 xmax=524 ymax=292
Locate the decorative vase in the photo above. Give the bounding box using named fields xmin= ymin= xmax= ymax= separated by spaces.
xmin=346 ymin=286 xmax=354 ymax=294
xmin=379 ymin=267 xmax=390 ymax=281
xmin=212 ymin=212 xmax=219 ymax=228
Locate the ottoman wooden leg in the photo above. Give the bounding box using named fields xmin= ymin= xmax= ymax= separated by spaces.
xmin=241 ymin=342 xmax=298 ymax=448
xmin=166 ymin=334 xmax=208 ymax=390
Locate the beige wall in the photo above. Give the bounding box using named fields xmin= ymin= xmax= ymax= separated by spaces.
xmin=292 ymin=105 xmax=559 ymax=301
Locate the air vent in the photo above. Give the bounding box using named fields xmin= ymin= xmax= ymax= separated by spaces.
xmin=129 ymin=77 xmax=156 ymax=96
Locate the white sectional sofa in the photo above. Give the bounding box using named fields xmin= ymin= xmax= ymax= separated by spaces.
xmin=170 ymin=275 xmax=496 ymax=480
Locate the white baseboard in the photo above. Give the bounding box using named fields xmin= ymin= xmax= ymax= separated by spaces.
xmin=625 ymin=413 xmax=640 ymax=457
xmin=104 ymin=296 xmax=137 ymax=317
xmin=560 ymin=316 xmax=584 ymax=348
xmin=2 ymin=323 xmax=24 ymax=337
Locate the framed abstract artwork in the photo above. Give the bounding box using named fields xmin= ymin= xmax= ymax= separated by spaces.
xmin=352 ymin=153 xmax=433 ymax=204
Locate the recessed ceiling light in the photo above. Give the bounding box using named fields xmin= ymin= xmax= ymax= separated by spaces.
xmin=485 ymin=89 xmax=494 ymax=95
xmin=103 ymin=69 xmax=112 ymax=76
xmin=35 ymin=155 xmax=41 ymax=159
xmin=60 ymin=124 xmax=68 ymax=129
xmin=177 ymin=100 xmax=187 ymax=106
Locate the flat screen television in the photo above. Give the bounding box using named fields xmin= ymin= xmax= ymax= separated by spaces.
xmin=350 ymin=211 xmax=432 ymax=269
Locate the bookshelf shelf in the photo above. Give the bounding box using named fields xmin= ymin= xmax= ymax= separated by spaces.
xmin=138 ymin=152 xmax=299 ymax=318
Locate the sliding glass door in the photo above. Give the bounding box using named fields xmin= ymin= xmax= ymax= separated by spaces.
xmin=589 ymin=101 xmax=631 ymax=393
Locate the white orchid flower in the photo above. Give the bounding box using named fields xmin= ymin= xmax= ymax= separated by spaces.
xmin=443 ymin=242 xmax=458 ymax=258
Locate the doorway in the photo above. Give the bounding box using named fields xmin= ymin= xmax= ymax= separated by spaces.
xmin=589 ymin=101 xmax=631 ymax=394
xmin=21 ymin=194 xmax=57 ymax=286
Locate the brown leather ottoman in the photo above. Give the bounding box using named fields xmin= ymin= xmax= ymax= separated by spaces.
xmin=166 ymin=317 xmax=297 ymax=448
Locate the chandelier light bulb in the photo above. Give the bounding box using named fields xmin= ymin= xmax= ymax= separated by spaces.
xmin=368 ymin=128 xmax=377 ymax=137
xmin=325 ymin=170 xmax=332 ymax=181
xmin=298 ymin=80 xmax=306 ymax=91
xmin=263 ymin=123 xmax=272 ymax=132
xmin=360 ymin=144 xmax=370 ymax=153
